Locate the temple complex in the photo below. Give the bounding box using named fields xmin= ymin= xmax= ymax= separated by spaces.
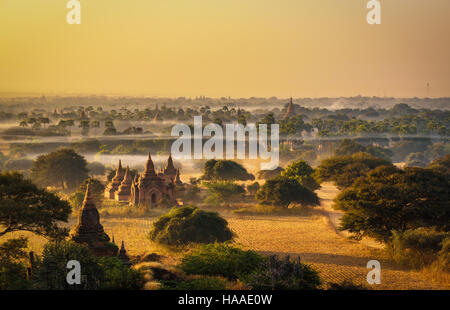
xmin=104 ymin=153 xmax=181 ymax=207
xmin=71 ymin=184 xmax=117 ymax=257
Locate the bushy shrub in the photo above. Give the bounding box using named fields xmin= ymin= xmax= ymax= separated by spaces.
xmin=148 ymin=206 xmax=233 ymax=245
xmin=0 ymin=238 xmax=30 ymax=290
xmin=98 ymin=257 xmax=145 ymax=290
xmin=388 ymin=228 xmax=449 ymax=269
xmin=180 ymin=243 xmax=265 ymax=280
xmin=243 ymin=255 xmax=321 ymax=290
xmin=33 ymin=241 xmax=105 ymax=289
xmin=437 ymin=237 xmax=450 ymax=272
xmin=33 ymin=241 xmax=144 ymax=290
xmin=256 ymin=176 xmax=319 ymax=208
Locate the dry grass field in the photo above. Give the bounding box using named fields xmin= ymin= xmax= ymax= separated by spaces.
xmin=2 ymin=183 xmax=448 ymax=290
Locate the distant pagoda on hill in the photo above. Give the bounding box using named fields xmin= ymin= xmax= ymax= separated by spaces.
xmin=283 ymin=97 xmax=297 ymax=119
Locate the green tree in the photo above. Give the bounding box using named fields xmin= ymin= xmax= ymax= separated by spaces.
xmin=202 ymin=159 xmax=254 ymax=181
xmin=31 ymin=148 xmax=89 ymax=190
xmin=0 ymin=237 xmax=30 ymax=290
xmin=180 ymin=243 xmax=265 ymax=280
xmin=0 ymin=172 xmax=71 ymax=239
xmin=334 ymin=166 xmax=450 ymax=242
xmin=243 ymin=255 xmax=321 ymax=290
xmin=204 ymin=181 xmax=245 ymax=205
xmin=281 ymin=160 xmax=320 ymax=191
xmin=256 ymin=176 xmax=319 ymax=208
xmin=314 ymin=152 xmax=392 ymax=189
xmin=34 ymin=241 xmax=104 ymax=290
xmin=148 ymin=206 xmax=233 ymax=245
xmin=33 ymin=241 xmax=144 ymax=290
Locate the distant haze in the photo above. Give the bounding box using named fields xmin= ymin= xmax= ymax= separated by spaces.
xmin=0 ymin=1 xmax=449 ymax=97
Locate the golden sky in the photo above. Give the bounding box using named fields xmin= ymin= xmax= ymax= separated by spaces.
xmin=0 ymin=0 xmax=449 ymax=97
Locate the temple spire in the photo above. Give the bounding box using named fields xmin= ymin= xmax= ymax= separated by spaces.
xmin=82 ymin=183 xmax=95 ymax=210
xmin=118 ymin=241 xmax=131 ymax=266
xmin=144 ymin=153 xmax=155 ymax=173
xmin=283 ymin=97 xmax=296 ymax=119
xmin=165 ymin=154 xmax=176 ymax=171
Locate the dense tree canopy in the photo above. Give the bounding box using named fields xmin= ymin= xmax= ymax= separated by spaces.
xmin=0 ymin=237 xmax=29 ymax=289
xmin=0 ymin=172 xmax=71 ymax=239
xmin=204 ymin=181 xmax=245 ymax=205
xmin=202 ymin=159 xmax=254 ymax=181
xmin=148 ymin=206 xmax=233 ymax=245
xmin=335 ymin=139 xmax=393 ymax=160
xmin=281 ymin=160 xmax=320 ymax=191
xmin=334 ymin=166 xmax=450 ymax=242
xmin=34 ymin=241 xmax=144 ymax=290
xmin=314 ymin=152 xmax=392 ymax=189
xmin=30 ymin=148 xmax=89 ymax=190
xmin=256 ymin=176 xmax=319 ymax=208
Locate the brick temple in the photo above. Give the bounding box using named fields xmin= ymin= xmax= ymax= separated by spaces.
xmin=105 ymin=153 xmax=181 ymax=207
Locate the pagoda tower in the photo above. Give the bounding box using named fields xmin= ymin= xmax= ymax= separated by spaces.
xmin=283 ymin=97 xmax=297 ymax=119
xmin=104 ymin=160 xmax=125 ymax=199
xmin=115 ymin=166 xmax=133 ymax=202
xmin=174 ymin=168 xmax=183 ymax=186
xmin=162 ymin=154 xmax=177 ymax=177
xmin=71 ymin=184 xmax=117 ymax=257
xmin=118 ymin=241 xmax=131 ymax=266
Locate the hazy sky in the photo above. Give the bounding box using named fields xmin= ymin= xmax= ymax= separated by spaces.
xmin=1 ymin=0 xmax=449 ymax=97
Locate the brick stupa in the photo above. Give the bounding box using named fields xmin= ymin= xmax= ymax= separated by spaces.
xmin=104 ymin=160 xmax=125 ymax=199
xmin=118 ymin=241 xmax=131 ymax=267
xmin=71 ymin=184 xmax=117 ymax=257
xmin=115 ymin=166 xmax=133 ymax=202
